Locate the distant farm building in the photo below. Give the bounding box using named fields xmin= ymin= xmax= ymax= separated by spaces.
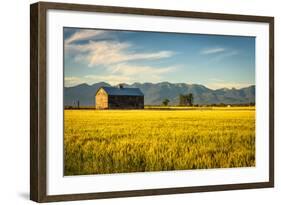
xmin=95 ymin=85 xmax=144 ymax=109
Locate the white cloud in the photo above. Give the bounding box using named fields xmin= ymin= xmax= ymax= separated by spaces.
xmin=209 ymin=78 xmax=224 ymax=82
xmin=207 ymin=81 xmax=254 ymax=90
xmin=110 ymin=63 xmax=175 ymax=76
xmin=65 ymin=63 xmax=177 ymax=86
xmin=65 ymin=29 xmax=107 ymax=44
xmin=64 ymin=29 xmax=178 ymax=86
xmin=212 ymin=50 xmax=238 ymax=62
xmin=200 ymin=47 xmax=225 ymax=55
xmin=107 ymin=63 xmax=176 ymax=85
xmin=200 ymin=47 xmax=239 ymax=63
xmin=85 ymin=75 xmax=132 ymax=85
xmin=65 ymin=77 xmax=86 ymax=87
xmin=68 ymin=40 xmax=175 ymax=66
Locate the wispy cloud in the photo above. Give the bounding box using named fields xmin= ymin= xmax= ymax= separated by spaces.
xmin=65 ymin=77 xmax=87 ymax=87
xmin=212 ymin=50 xmax=238 ymax=62
xmin=65 ymin=63 xmax=177 ymax=86
xmin=64 ymin=28 xmax=178 ymax=86
xmin=85 ymin=75 xmax=132 ymax=86
xmin=200 ymin=47 xmax=225 ymax=55
xmin=109 ymin=63 xmax=175 ymax=76
xmin=209 ymin=78 xmax=224 ymax=82
xmin=65 ymin=29 xmax=108 ymax=44
xmin=207 ymin=78 xmax=254 ymax=89
xmin=67 ymin=40 xmax=175 ymax=66
xmin=200 ymin=47 xmax=239 ymax=63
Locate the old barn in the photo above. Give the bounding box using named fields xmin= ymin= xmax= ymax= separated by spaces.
xmin=95 ymin=85 xmax=144 ymax=109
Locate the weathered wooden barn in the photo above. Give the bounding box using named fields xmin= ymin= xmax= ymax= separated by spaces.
xmin=95 ymin=85 xmax=144 ymax=109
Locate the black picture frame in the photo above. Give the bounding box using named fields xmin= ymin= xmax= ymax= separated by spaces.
xmin=30 ymin=1 xmax=274 ymax=202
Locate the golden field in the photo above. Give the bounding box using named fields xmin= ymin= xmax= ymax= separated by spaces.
xmin=64 ymin=107 xmax=255 ymax=175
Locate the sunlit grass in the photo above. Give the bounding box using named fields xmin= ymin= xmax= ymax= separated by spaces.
xmin=64 ymin=108 xmax=255 ymax=175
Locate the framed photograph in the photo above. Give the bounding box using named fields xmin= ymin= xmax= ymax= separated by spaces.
xmin=30 ymin=1 xmax=274 ymax=202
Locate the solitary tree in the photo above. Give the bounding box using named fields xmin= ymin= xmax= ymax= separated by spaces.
xmin=187 ymin=93 xmax=194 ymax=106
xmin=77 ymin=100 xmax=80 ymax=108
xmin=162 ymin=98 xmax=170 ymax=106
xmin=179 ymin=93 xmax=194 ymax=106
xmin=179 ymin=94 xmax=188 ymax=105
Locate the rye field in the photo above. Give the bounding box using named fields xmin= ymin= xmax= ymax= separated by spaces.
xmin=64 ymin=107 xmax=255 ymax=175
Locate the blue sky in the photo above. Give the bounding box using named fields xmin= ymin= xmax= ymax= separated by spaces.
xmin=64 ymin=27 xmax=255 ymax=89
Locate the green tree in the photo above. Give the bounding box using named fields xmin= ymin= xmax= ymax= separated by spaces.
xmin=179 ymin=94 xmax=187 ymax=106
xmin=187 ymin=93 xmax=194 ymax=106
xmin=162 ymin=99 xmax=170 ymax=106
xmin=179 ymin=93 xmax=194 ymax=106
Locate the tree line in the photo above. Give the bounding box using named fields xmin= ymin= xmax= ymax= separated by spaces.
xmin=162 ymin=93 xmax=194 ymax=106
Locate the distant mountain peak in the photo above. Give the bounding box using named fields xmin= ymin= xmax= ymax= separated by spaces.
xmin=92 ymin=82 xmax=110 ymax=86
xmin=75 ymin=83 xmax=90 ymax=88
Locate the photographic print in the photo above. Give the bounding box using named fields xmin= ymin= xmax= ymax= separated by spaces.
xmin=30 ymin=2 xmax=274 ymax=202
xmin=63 ymin=28 xmax=256 ymax=176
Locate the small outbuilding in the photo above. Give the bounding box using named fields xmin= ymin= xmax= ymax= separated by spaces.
xmin=95 ymin=85 xmax=144 ymax=109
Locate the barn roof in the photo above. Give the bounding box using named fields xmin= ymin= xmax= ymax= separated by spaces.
xmin=98 ymin=86 xmax=144 ymax=96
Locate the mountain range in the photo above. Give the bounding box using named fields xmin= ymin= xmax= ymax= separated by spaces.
xmin=64 ymin=82 xmax=255 ymax=106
